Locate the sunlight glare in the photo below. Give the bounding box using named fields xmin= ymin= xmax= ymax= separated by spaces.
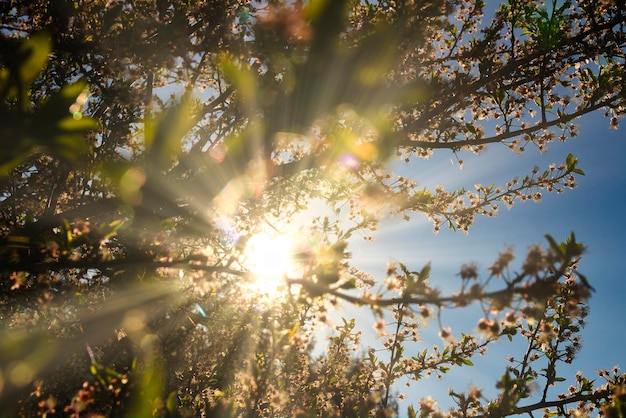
xmin=243 ymin=231 xmax=296 ymax=296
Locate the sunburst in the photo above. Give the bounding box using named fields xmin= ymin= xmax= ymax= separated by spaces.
xmin=242 ymin=229 xmax=299 ymax=298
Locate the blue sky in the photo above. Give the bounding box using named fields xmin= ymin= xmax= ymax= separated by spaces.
xmin=335 ymin=110 xmax=625 ymax=412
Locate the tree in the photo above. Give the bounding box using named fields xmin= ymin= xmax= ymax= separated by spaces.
xmin=1 ymin=0 xmax=625 ymax=416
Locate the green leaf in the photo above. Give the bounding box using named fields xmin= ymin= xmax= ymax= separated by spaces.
xmin=408 ymin=405 xmax=417 ymax=418
xmin=331 ymin=240 xmax=348 ymax=255
xmin=19 ymin=32 xmax=52 ymax=86
xmin=413 ymin=190 xmax=433 ymax=205
xmin=339 ymin=278 xmax=357 ymax=289
xmin=57 ymin=116 xmax=99 ymax=132
xmin=145 ymin=95 xmax=195 ymax=169
xmin=218 ymin=53 xmax=257 ymax=106
xmin=419 ymin=262 xmax=431 ymax=281
xmin=52 ymin=134 xmax=90 ymax=162
xmin=545 ymin=234 xmax=564 ymax=258
xmin=166 ymin=391 xmax=179 ymax=415
xmin=462 ymin=358 xmax=474 ymax=366
xmin=565 ymin=153 xmax=577 ymax=169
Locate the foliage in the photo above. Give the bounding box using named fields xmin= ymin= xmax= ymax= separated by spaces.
xmin=0 ymin=0 xmax=625 ymax=417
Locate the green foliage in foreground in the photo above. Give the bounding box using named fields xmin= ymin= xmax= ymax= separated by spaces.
xmin=1 ymin=0 xmax=625 ymax=417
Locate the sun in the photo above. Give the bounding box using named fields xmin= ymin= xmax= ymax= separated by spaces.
xmin=244 ymin=231 xmax=292 ymax=277
xmin=242 ymin=230 xmax=297 ymax=296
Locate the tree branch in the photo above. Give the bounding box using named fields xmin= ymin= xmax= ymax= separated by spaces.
xmin=398 ymin=97 xmax=617 ymax=150
xmin=472 ymin=389 xmax=611 ymax=418
xmin=1 ymin=257 xmax=249 ymax=278
xmin=401 ymin=14 xmax=626 ymax=136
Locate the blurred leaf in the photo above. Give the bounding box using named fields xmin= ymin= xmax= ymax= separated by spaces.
xmin=1 ymin=76 xmax=96 ymax=177
xmin=218 ymin=53 xmax=257 ymax=108
xmin=575 ymin=271 xmax=595 ymax=292
xmin=419 ymin=263 xmax=431 ymax=282
xmin=408 ymin=405 xmax=417 ymax=418
xmin=18 ymin=32 xmax=52 ymax=88
xmin=166 ymin=391 xmax=179 ymax=416
xmin=545 ymin=234 xmax=564 ymax=258
xmin=145 ymin=95 xmax=196 ymax=171
xmin=338 ymin=278 xmax=356 ymax=289
xmin=57 ymin=116 xmax=99 ymax=132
